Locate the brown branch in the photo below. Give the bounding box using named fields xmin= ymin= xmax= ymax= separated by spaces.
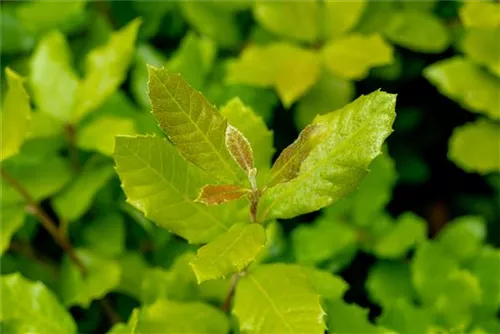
xmin=222 ymin=273 xmax=241 ymax=313
xmin=64 ymin=124 xmax=80 ymax=170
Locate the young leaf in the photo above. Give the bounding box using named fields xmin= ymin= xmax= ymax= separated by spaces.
xmin=448 ymin=119 xmax=500 ymax=174
xmin=321 ymin=33 xmax=394 ymax=80
xmin=113 ymin=135 xmax=245 ymax=243
xmin=225 ymin=124 xmax=255 ymax=174
xmin=0 ymin=205 xmax=25 ymax=254
xmin=233 ymin=264 xmax=325 ymax=334
xmin=196 ymin=184 xmax=250 ymax=206
xmin=321 ymin=1 xmax=367 ymax=39
xmin=470 ymin=246 xmax=500 ymax=311
xmin=227 ymin=42 xmax=320 ymax=107
xmin=1 ymin=273 xmax=77 ymax=334
xmin=437 ymin=216 xmax=486 ymax=262
xmin=460 ymin=29 xmax=500 ymax=77
xmin=377 ymin=299 xmax=433 ymax=334
xmin=52 ymin=159 xmax=114 ymax=222
xmin=29 ymin=30 xmax=79 ymax=123
xmin=190 ymin=223 xmax=266 ymax=283
xmin=258 ymin=91 xmax=396 ymax=221
xmin=424 ymin=57 xmax=500 ymax=120
xmin=327 ymin=300 xmax=389 ymax=334
xmin=298 ymin=267 xmax=349 ymax=301
xmin=366 ymin=261 xmax=414 ymax=307
xmin=82 ymin=213 xmax=126 ymax=258
xmin=73 ymin=18 xmax=141 ymax=123
xmin=220 ymin=98 xmax=274 ymax=171
xmin=1 ymin=68 xmax=31 ymax=161
xmin=459 ymin=1 xmax=500 ymax=29
xmin=148 ymin=66 xmax=243 ymax=184
xmin=59 ymin=248 xmax=122 ymax=308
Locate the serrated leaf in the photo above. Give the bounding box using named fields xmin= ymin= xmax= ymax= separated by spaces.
xmin=1 ymin=273 xmax=77 ymax=334
xmin=459 ymin=1 xmax=500 ymax=29
xmin=0 ymin=205 xmax=25 ymax=255
xmin=424 ymin=57 xmax=500 ymax=119
xmin=148 ymin=66 xmax=243 ymax=183
xmin=292 ymin=219 xmax=357 ymax=266
xmin=82 ymin=213 xmax=125 ymax=257
xmin=225 ymin=124 xmax=255 ymax=173
xmin=257 ymin=91 xmax=396 ymax=221
xmin=321 ymin=33 xmax=393 ymax=80
xmin=220 ymin=98 xmax=274 ymax=172
xmin=1 ymin=68 xmax=31 ymax=161
xmin=366 ymin=261 xmax=414 ymax=307
xmin=253 ymin=1 xmax=319 ymax=43
xmin=59 ymin=248 xmax=121 ymax=308
xmin=227 ymin=42 xmax=320 ymax=107
xmin=196 ymin=184 xmax=250 ymax=206
xmin=73 ymin=19 xmax=141 ymax=123
xmin=461 ymin=29 xmax=500 ymax=77
xmin=383 ymin=10 xmax=450 ymax=53
xmin=1 ymin=156 xmax=72 ymax=206
xmin=135 ymin=299 xmax=229 ymax=334
xmin=321 ymin=1 xmax=367 ymax=39
xmin=113 ymin=135 xmax=246 ymax=243
xmin=52 ymin=159 xmax=114 ymax=222
xmin=437 ymin=216 xmax=486 ymax=262
xmin=233 ymin=263 xmax=325 ymax=334
xmin=448 ymin=119 xmax=500 ymax=174
xmin=470 ymin=246 xmax=500 ymax=311
xmin=76 ymin=115 xmax=137 ymax=156
xmin=327 ymin=300 xmax=390 ymax=334
xmin=299 ymin=267 xmax=349 ymax=301
xmin=377 ymin=299 xmax=433 ymax=334
xmin=190 ymin=223 xmax=266 ymax=283
xmin=373 ymin=212 xmax=427 ymax=259
xmin=29 ymin=31 xmax=79 ymax=123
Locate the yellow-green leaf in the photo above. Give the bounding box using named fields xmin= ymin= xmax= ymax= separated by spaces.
xmin=321 ymin=1 xmax=367 ymax=39
xmin=233 ymin=263 xmax=325 ymax=334
xmin=148 ymin=66 xmax=243 ymax=183
xmin=227 ymin=42 xmax=320 ymax=107
xmin=459 ymin=1 xmax=500 ymax=29
xmin=1 ymin=68 xmax=31 ymax=161
xmin=424 ymin=56 xmax=500 ymax=119
xmin=321 ymin=33 xmax=394 ymax=80
xmin=449 ymin=119 xmax=500 ymax=174
xmin=113 ymin=135 xmax=246 ymax=243
xmin=257 ymin=91 xmax=396 ymax=221
xmin=73 ymin=19 xmax=141 ymax=123
xmin=1 ymin=273 xmax=77 ymax=334
xmin=460 ymin=29 xmax=500 ymax=77
xmin=190 ymin=223 xmax=266 ymax=283
xmin=29 ymin=31 xmax=79 ymax=123
xmin=0 ymin=205 xmax=25 ymax=255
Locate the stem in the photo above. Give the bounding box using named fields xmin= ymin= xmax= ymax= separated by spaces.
xmin=99 ymin=299 xmax=121 ymax=325
xmin=222 ymin=273 xmax=241 ymax=313
xmin=64 ymin=124 xmax=80 ymax=170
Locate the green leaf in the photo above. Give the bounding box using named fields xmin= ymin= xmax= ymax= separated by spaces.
xmin=77 ymin=115 xmax=137 ymax=156
xmin=190 ymin=223 xmax=266 ymax=283
xmin=0 ymin=205 xmax=25 ymax=255
xmin=113 ymin=135 xmax=246 ymax=243
xmin=294 ymin=72 xmax=355 ymax=130
xmin=73 ymin=19 xmax=141 ymax=123
xmin=253 ymin=1 xmax=319 ymax=43
xmin=437 ymin=216 xmax=486 ymax=262
xmin=135 ymin=299 xmax=229 ymax=334
xmin=227 ymin=42 xmax=320 ymax=107
xmin=327 ymin=300 xmax=389 ymax=334
xmin=16 ymin=0 xmax=86 ymax=34
xmin=366 ymin=261 xmax=414 ymax=307
xmin=116 ymin=252 xmax=150 ymax=300
xmin=233 ymin=263 xmax=325 ymax=334
xmin=1 ymin=273 xmax=77 ymax=334
xmin=373 ymin=212 xmax=427 ymax=259
xmin=448 ymin=119 xmax=500 ymax=174
xmin=82 ymin=213 xmax=125 ymax=258
xmin=470 ymin=246 xmax=500 ymax=311
xmin=220 ymin=98 xmax=274 ymax=172
xmin=107 ymin=309 xmax=139 ymax=334
xmin=459 ymin=1 xmax=500 ymax=29
xmin=180 ymin=2 xmax=242 ymax=49
xmin=195 ymin=184 xmax=250 ymax=206
xmin=377 ymin=299 xmax=433 ymax=334
xmin=461 ymin=29 xmax=500 ymax=77
xmin=321 ymin=1 xmax=367 ymax=39
xmin=148 ymin=66 xmax=243 ymax=183
xmin=321 ymin=33 xmax=394 ymax=80
xmin=26 ymin=112 xmax=62 ymax=140
xmin=1 ymin=156 xmax=72 ymax=206
xmin=424 ymin=56 xmax=500 ymax=119
xmin=0 ymin=8 xmax=35 ymax=54
xmin=59 ymin=248 xmax=121 ymax=308
xmin=292 ymin=219 xmax=357 ymax=266
xmin=299 ymin=267 xmax=348 ymax=301
xmin=383 ymin=10 xmax=450 ymax=53
xmin=52 ymin=159 xmax=114 ymax=222
xmin=1 ymin=68 xmax=31 ymax=161
xmin=355 ymin=1 xmax=397 ymax=35
xmin=29 ymin=31 xmax=79 ymax=123
xmin=257 ymin=91 xmax=396 ymax=221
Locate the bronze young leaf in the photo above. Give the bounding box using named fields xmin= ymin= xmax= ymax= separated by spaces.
xmin=196 ymin=184 xmax=251 ymax=206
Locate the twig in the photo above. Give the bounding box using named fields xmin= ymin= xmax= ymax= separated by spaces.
xmin=222 ymin=273 xmax=241 ymax=313
xmin=64 ymin=124 xmax=80 ymax=170
xmin=99 ymin=299 xmax=121 ymax=325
